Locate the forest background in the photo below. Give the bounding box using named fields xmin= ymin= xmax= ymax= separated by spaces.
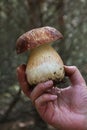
xmin=0 ymin=0 xmax=87 ymax=130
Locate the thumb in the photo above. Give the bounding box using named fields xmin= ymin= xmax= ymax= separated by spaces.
xmin=64 ymin=65 xmax=86 ymax=86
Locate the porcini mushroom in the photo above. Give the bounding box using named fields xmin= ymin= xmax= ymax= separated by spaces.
xmin=16 ymin=26 xmax=64 ymax=86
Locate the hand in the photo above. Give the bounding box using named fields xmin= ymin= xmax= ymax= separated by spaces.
xmin=17 ymin=65 xmax=87 ymax=130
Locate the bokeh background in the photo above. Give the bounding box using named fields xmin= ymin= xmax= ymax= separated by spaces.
xmin=0 ymin=0 xmax=87 ymax=130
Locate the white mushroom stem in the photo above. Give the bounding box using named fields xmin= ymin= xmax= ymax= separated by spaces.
xmin=26 ymin=44 xmax=64 ymax=85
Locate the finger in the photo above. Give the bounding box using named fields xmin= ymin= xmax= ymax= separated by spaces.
xmin=35 ymin=94 xmax=57 ymax=107
xmin=46 ymin=87 xmax=61 ymax=95
xmin=17 ymin=64 xmax=31 ymax=97
xmin=30 ymin=80 xmax=53 ymax=102
xmin=64 ymin=65 xmax=86 ymax=86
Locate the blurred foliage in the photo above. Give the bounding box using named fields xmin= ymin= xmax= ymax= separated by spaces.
xmin=0 ymin=0 xmax=87 ymax=130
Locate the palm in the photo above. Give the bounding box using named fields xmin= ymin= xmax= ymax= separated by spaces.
xmin=35 ymin=84 xmax=87 ymax=129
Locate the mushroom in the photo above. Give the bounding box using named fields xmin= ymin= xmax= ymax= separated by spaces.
xmin=16 ymin=26 xmax=65 ymax=86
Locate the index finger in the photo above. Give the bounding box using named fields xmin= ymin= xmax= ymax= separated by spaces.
xmin=30 ymin=80 xmax=53 ymax=103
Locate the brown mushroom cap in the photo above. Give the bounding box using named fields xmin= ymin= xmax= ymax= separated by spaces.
xmin=16 ymin=26 xmax=63 ymax=54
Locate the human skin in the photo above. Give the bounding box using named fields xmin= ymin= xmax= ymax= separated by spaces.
xmin=17 ymin=65 xmax=87 ymax=130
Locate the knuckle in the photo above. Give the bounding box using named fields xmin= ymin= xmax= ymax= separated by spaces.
xmin=73 ymin=66 xmax=78 ymax=70
xmin=72 ymin=66 xmax=79 ymax=73
xmin=42 ymin=94 xmax=48 ymax=100
xmin=37 ymin=82 xmax=45 ymax=90
xmin=34 ymin=98 xmax=40 ymax=107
